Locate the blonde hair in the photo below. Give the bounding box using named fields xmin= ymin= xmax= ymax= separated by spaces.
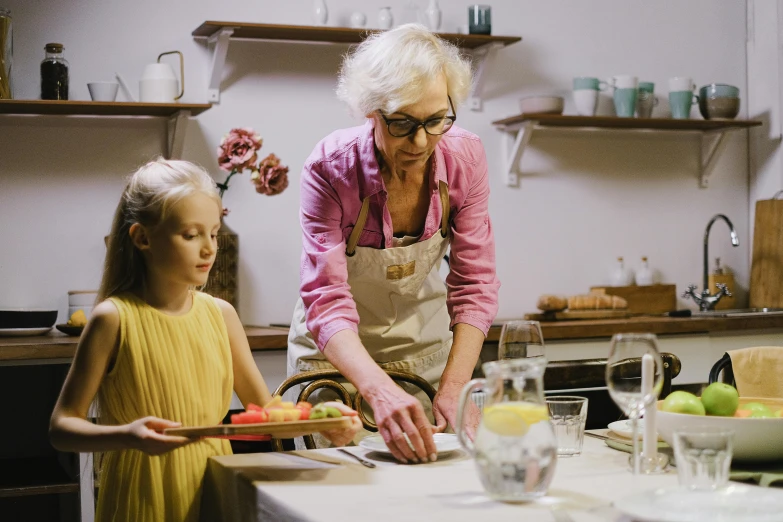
xmin=336 ymin=23 xmax=473 ymax=117
xmin=97 ymin=158 xmax=221 ymax=301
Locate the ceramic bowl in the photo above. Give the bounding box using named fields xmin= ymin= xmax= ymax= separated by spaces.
xmin=0 ymin=309 xmax=58 ymax=329
xmin=699 ymin=83 xmax=740 ymax=98
xmin=656 ymin=396 xmax=783 ymax=462
xmin=519 ymin=95 xmax=565 ymax=115
xmin=699 ymin=97 xmax=740 ymax=120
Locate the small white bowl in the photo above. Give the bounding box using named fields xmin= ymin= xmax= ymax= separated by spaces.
xmin=656 ymin=397 xmax=783 ymax=462
xmin=87 ymin=82 xmax=119 ymax=102
xmin=519 ymin=95 xmax=565 ymax=115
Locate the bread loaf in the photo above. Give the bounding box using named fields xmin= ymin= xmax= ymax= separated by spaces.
xmin=567 ymin=294 xmax=628 ymax=310
xmin=536 ymin=294 xmax=568 ymax=312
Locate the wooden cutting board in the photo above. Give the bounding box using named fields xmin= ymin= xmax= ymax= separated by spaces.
xmin=164 ymin=417 xmax=352 ymax=438
xmin=524 ymin=310 xmax=632 ymax=321
xmin=750 ymin=198 xmax=783 ymax=308
xmin=589 ymin=284 xmax=676 ymax=314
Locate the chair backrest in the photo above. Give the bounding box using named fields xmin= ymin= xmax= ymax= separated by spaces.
xmin=271 ymin=369 xmax=436 ymax=450
xmin=709 ymin=353 xmax=734 ymax=385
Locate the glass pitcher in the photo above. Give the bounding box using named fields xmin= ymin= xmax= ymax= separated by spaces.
xmin=456 ymin=358 xmax=558 ymax=502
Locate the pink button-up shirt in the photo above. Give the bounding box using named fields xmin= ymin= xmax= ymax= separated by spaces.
xmin=299 ymin=121 xmax=500 ymax=351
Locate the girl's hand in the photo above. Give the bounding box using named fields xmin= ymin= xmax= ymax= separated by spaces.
xmin=318 ymin=402 xmax=362 ymax=447
xmin=124 ymin=416 xmax=196 ymax=455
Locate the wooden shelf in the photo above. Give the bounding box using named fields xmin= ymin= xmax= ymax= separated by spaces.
xmin=491 ymin=113 xmax=763 ymax=131
xmin=0 ymin=457 xmax=78 ymax=498
xmin=193 ymin=21 xmax=521 ymax=108
xmin=492 ymin=114 xmax=763 ymax=187
xmin=192 ymin=21 xmax=521 ymax=49
xmin=0 ymin=99 xmax=211 ymax=117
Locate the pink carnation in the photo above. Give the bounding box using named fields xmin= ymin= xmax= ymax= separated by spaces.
xmin=251 ymin=153 xmax=289 ymax=196
xmin=217 ymin=127 xmax=263 ymax=173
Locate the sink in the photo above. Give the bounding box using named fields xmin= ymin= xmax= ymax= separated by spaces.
xmin=692 ymin=308 xmax=783 ymax=318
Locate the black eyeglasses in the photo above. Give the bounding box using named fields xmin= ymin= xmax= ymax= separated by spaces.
xmin=379 ymin=97 xmax=457 ymax=138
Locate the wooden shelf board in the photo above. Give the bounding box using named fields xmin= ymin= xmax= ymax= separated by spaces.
xmin=0 ymin=457 xmax=79 ymax=498
xmin=0 ymin=99 xmax=212 ymax=117
xmin=492 ymin=113 xmax=763 ymax=131
xmin=192 ymin=21 xmax=521 ymax=49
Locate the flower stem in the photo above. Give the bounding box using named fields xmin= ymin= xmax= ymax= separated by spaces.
xmin=217 ymin=169 xmax=238 ymax=198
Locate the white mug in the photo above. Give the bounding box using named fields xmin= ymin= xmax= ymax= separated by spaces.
xmin=668 ymin=76 xmax=694 ymax=92
xmin=608 ymin=75 xmax=638 ymax=90
xmin=573 ymin=89 xmax=599 ymax=116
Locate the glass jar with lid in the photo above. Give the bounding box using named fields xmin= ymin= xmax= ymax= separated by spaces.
xmin=0 ymin=8 xmax=12 ymax=99
xmin=41 ymin=42 xmax=68 ymax=100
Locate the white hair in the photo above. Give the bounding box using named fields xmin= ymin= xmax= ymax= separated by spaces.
xmin=336 ymin=24 xmax=473 ymax=117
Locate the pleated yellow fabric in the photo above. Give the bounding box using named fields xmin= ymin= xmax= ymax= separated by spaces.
xmin=96 ymin=291 xmax=234 ymax=522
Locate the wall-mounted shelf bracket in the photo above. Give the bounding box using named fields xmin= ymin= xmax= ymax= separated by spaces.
xmin=468 ymin=42 xmax=505 ymax=112
xmin=167 ymin=110 xmax=191 ymax=160
xmin=699 ymin=130 xmax=730 ymax=188
xmin=207 ymin=27 xmax=236 ymax=103
xmin=498 ymin=120 xmax=537 ymax=186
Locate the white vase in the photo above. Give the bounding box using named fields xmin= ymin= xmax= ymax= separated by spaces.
xmin=313 ymin=0 xmax=328 ymax=25
xmin=378 ymin=7 xmax=393 ymax=30
xmin=350 ymin=11 xmax=367 ymax=28
xmin=424 ymin=0 xmax=441 ymax=31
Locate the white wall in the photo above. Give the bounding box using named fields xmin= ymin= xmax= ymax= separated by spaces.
xmin=0 ymin=0 xmax=750 ymax=326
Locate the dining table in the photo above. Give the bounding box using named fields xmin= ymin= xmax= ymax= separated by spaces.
xmin=200 ymin=431 xmax=783 ymax=522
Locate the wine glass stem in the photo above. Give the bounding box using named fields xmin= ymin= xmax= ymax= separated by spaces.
xmin=630 ymin=413 xmax=640 ymax=475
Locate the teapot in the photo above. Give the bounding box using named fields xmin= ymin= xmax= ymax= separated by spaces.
xmin=456 ymin=358 xmax=558 ymax=502
xmin=116 ymin=51 xmax=184 ymax=103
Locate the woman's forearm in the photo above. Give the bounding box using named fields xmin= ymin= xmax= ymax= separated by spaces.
xmin=322 ymin=329 xmax=396 ymax=399
xmin=50 ymin=415 xmax=130 ymax=453
xmin=440 ymin=323 xmax=485 ymax=387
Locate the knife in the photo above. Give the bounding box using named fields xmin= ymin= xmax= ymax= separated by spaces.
xmin=337 ymin=448 xmax=377 ymax=468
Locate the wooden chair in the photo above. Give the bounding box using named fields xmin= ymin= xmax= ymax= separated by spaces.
xmin=272 ymin=369 xmax=437 ymax=450
xmin=708 ymin=353 xmax=734 ymax=385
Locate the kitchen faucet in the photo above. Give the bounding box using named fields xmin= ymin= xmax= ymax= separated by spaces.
xmin=683 ymin=214 xmax=740 ymax=311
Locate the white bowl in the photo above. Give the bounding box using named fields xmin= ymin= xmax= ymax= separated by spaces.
xmin=656 ymin=397 xmax=783 ymax=462
xmin=519 ymin=95 xmax=565 ymax=115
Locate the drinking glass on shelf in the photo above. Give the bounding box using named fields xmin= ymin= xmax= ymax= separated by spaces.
xmin=498 ymin=320 xmax=546 ymax=362
xmin=605 ymin=332 xmax=666 ymax=475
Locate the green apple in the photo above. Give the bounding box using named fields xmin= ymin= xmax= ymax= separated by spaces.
xmin=743 ymin=402 xmax=774 ymax=418
xmin=700 ymin=382 xmax=740 ymax=416
xmin=661 ymin=391 xmax=706 ymax=415
xmin=775 ymin=409 xmax=783 ymax=418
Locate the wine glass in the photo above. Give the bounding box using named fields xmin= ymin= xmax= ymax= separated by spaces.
xmin=498 ymin=320 xmax=546 ymax=362
xmin=605 ymin=333 xmax=667 ymax=474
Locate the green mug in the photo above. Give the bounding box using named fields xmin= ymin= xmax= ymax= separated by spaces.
xmin=613 ymin=88 xmax=638 ymax=118
xmin=669 ymin=90 xmax=698 ymax=119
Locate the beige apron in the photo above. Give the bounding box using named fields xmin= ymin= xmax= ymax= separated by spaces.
xmin=287 ymin=181 xmax=453 ymax=426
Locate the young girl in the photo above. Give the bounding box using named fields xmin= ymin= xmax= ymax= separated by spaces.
xmin=50 ymin=158 xmax=361 ymax=522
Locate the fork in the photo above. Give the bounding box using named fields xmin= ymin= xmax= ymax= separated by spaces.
xmin=337 ymin=448 xmax=377 ymax=468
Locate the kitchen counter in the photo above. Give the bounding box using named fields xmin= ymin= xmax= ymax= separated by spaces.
xmin=3 ymin=314 xmax=783 ymax=363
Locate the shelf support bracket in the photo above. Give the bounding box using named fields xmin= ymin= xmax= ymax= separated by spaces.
xmin=79 ymin=452 xmax=95 ymax=522
xmin=499 ymin=121 xmax=537 ymax=186
xmin=699 ymin=130 xmax=729 ymax=188
xmin=207 ymin=27 xmax=235 ymax=104
xmin=167 ymin=110 xmax=191 ymax=160
xmin=468 ymin=42 xmax=505 ymax=111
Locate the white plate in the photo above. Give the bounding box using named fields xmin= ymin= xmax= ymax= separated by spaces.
xmin=608 ymin=419 xmax=644 ymax=439
xmin=614 ymin=485 xmax=783 ymax=522
xmin=0 ymin=327 xmax=53 ymax=337
xmin=358 ymin=433 xmax=461 ymax=455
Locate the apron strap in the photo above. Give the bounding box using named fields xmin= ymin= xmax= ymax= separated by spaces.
xmin=346 ymin=181 xmax=449 ymax=256
xmin=439 ymin=181 xmax=450 ymax=238
xmin=346 ymin=196 xmax=371 ymax=257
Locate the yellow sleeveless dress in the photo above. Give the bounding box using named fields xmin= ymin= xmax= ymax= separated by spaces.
xmin=96 ymin=291 xmax=233 ymax=522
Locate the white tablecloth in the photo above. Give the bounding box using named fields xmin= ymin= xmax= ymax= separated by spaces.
xmin=202 ymin=434 xmax=679 ymax=522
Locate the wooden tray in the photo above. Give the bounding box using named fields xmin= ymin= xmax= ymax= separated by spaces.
xmin=164 ymin=417 xmax=352 ymax=438
xmin=524 ymin=310 xmax=632 ymax=321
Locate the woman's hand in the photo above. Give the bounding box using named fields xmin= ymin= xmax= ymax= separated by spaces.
xmin=318 ymin=401 xmax=362 ymax=447
xmin=124 ymin=417 xmax=196 ymax=456
xmin=432 ymin=380 xmax=465 ymax=433
xmin=367 ymin=384 xmax=437 ymax=463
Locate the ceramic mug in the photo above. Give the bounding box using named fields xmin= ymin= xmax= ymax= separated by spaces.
xmin=669 ymin=91 xmax=699 ymax=119
xmin=572 ymin=77 xmax=607 ymax=116
xmin=636 ymin=81 xmax=658 ymax=118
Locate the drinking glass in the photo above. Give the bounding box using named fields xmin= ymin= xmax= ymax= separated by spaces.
xmin=605 ymin=333 xmax=665 ymax=474
xmin=498 ymin=320 xmax=545 ymax=362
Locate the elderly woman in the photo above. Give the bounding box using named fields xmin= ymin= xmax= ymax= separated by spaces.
xmin=287 ymin=24 xmax=500 ymax=463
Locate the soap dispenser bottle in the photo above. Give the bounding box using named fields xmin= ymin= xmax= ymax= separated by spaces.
xmin=708 ymin=257 xmax=736 ymax=310
xmin=635 ymin=256 xmax=654 ymax=286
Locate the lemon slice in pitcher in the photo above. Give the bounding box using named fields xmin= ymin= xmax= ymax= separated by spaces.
xmin=482 ymin=402 xmax=550 ymax=437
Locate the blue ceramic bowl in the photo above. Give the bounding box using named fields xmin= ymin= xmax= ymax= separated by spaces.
xmin=699 ymin=83 xmax=740 ymax=99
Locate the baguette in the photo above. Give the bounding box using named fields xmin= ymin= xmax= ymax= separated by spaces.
xmin=567 ymin=294 xmax=628 ymax=310
xmin=536 ymin=294 xmax=568 ymax=312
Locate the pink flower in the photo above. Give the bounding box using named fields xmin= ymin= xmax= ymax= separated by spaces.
xmin=217 ymin=127 xmax=263 ymax=173
xmin=251 ymin=153 xmax=290 ymax=196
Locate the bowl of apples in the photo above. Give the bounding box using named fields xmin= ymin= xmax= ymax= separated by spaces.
xmin=656 ymin=383 xmax=783 ymax=462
